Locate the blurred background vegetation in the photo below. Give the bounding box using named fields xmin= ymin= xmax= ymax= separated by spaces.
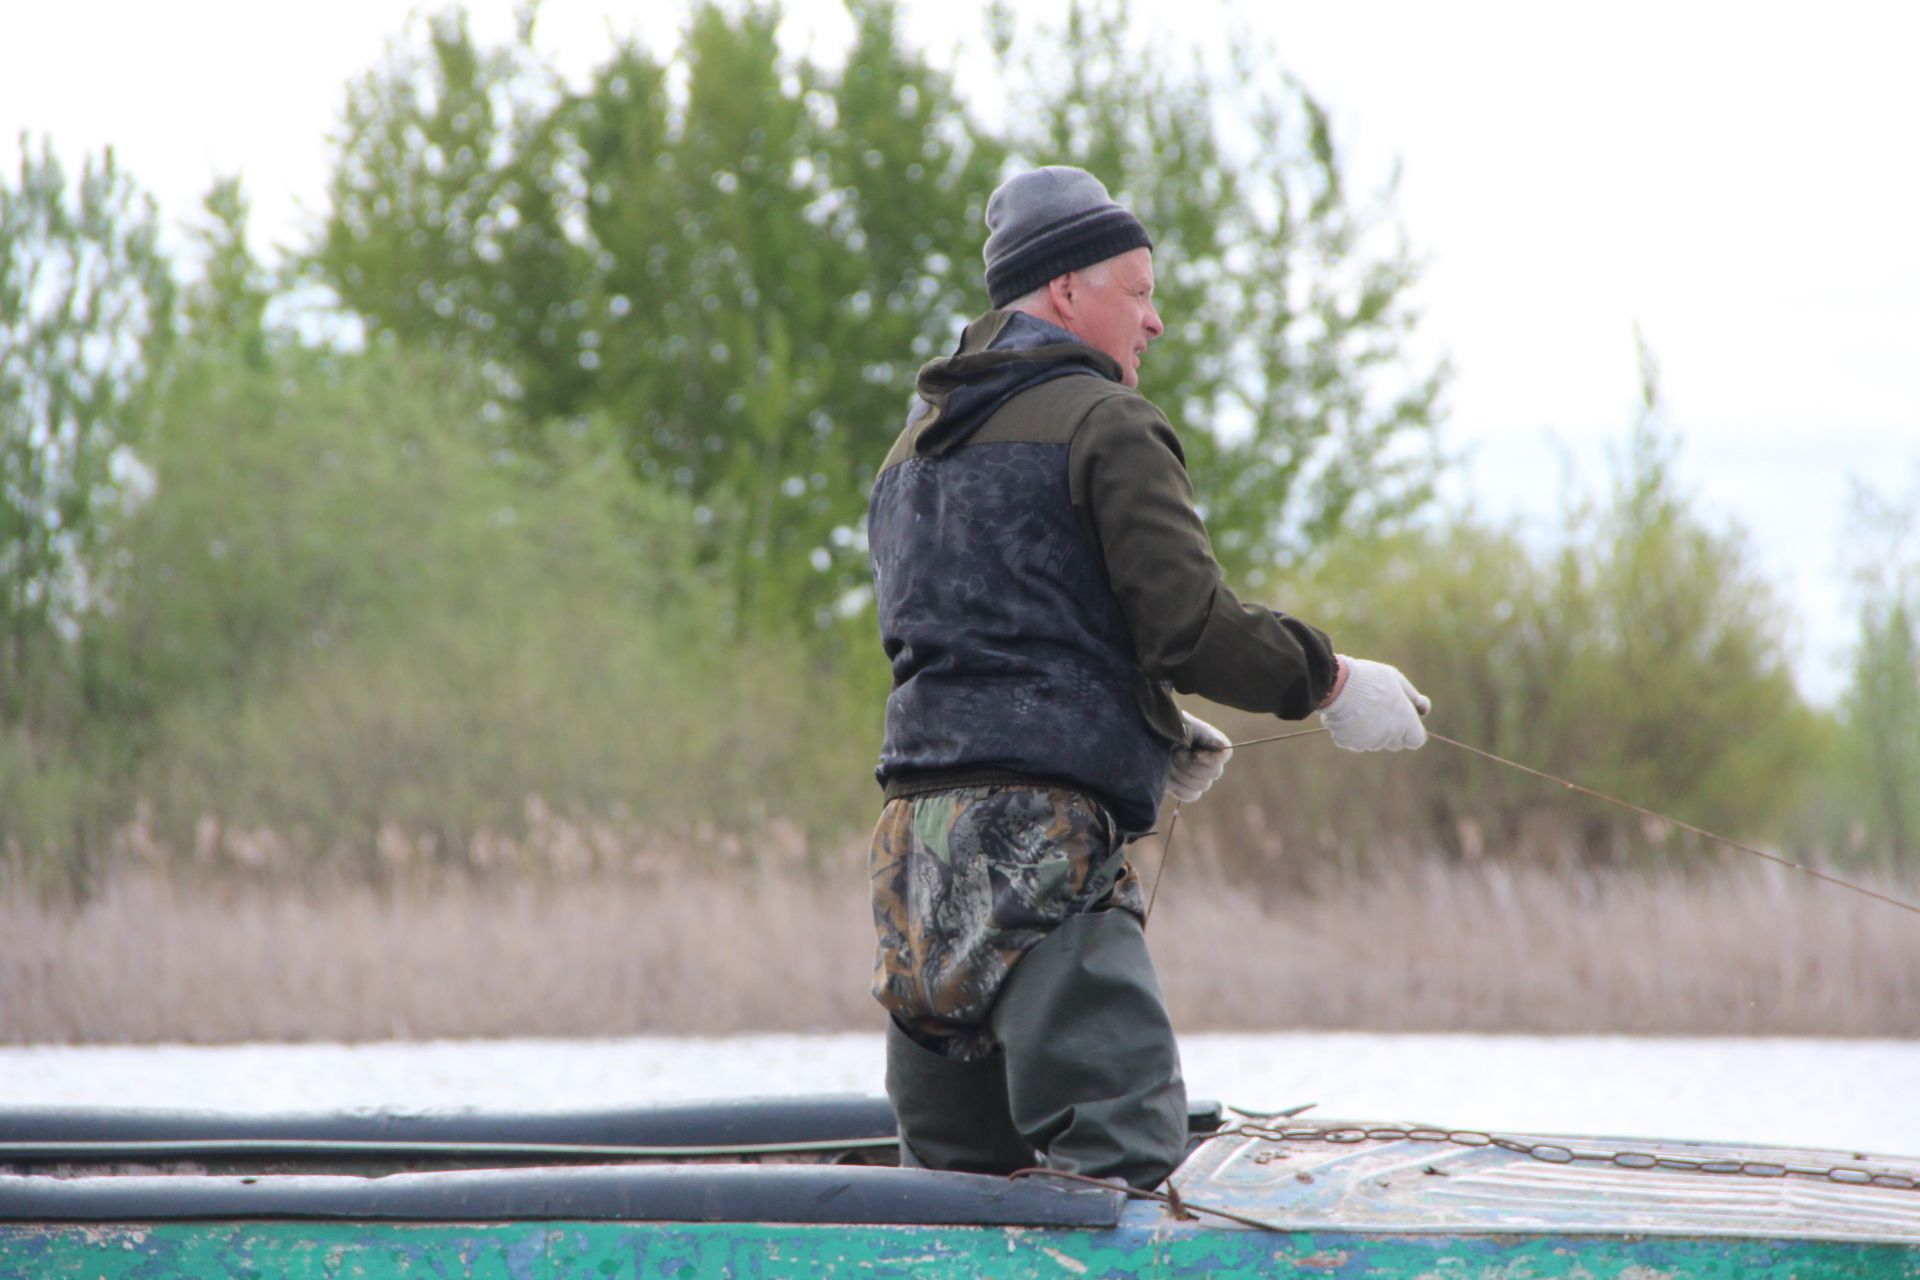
xmin=2 ymin=0 xmax=1914 ymax=901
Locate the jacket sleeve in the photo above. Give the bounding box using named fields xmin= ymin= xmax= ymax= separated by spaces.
xmin=1068 ymin=391 xmax=1338 ymax=719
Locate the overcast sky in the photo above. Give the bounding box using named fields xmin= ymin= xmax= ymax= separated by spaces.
xmin=5 ymin=1 xmax=1916 ymax=702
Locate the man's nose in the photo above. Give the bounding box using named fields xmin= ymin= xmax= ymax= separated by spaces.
xmin=1144 ymin=303 xmax=1164 ymax=339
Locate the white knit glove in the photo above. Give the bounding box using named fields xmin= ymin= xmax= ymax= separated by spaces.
xmin=1319 ymin=657 xmax=1431 ymax=751
xmin=1167 ymin=711 xmax=1234 ymax=803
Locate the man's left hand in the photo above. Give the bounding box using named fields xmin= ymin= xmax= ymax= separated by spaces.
xmin=1168 ymin=711 xmax=1233 ymax=804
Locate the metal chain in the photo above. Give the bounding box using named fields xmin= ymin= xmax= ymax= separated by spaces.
xmin=1223 ymin=1123 xmax=1920 ymax=1192
xmin=1010 ymin=1121 xmax=1920 ymax=1240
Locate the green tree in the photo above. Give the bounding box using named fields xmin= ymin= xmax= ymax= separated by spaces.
xmin=0 ymin=138 xmax=173 ymax=722
xmin=315 ymin=2 xmax=1004 ymax=627
xmin=105 ymin=341 xmax=882 ymax=877
xmin=1546 ymin=351 xmax=1813 ymax=856
xmin=311 ymin=2 xmax=1439 ymax=627
xmin=1836 ymin=480 xmax=1920 ymax=864
xmin=1192 ymin=351 xmax=1817 ymax=874
xmin=564 ymin=0 xmax=1003 ymax=622
xmin=1845 ymin=597 xmax=1920 ymax=861
xmin=315 ymin=9 xmax=587 ymax=421
xmin=182 ymin=177 xmax=272 ymax=366
xmin=0 ymin=139 xmax=174 ymax=890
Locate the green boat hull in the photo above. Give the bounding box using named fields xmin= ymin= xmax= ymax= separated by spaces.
xmin=7 ymin=1099 xmax=1920 ymax=1277
xmin=6 ymin=1216 xmax=1919 ymax=1278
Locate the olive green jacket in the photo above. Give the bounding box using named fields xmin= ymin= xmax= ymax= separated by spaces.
xmin=882 ymin=310 xmax=1338 ymax=747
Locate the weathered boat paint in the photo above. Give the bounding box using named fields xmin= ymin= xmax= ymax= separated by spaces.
xmin=5 ymin=1213 xmax=1920 ymax=1279
xmin=1173 ymin=1125 xmax=1920 ymax=1245
xmin=9 ymin=1101 xmax=1920 ymax=1278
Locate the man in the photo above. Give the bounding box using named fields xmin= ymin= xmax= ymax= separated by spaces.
xmin=865 ymin=166 xmax=1430 ymax=1190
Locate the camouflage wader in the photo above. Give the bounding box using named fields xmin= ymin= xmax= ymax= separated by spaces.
xmin=869 ymin=784 xmax=1187 ymax=1189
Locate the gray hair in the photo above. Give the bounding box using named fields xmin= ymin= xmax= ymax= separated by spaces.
xmin=1004 ymin=260 xmax=1112 ymax=313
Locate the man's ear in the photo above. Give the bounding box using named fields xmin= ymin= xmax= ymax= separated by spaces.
xmin=1046 ymin=272 xmax=1077 ymax=321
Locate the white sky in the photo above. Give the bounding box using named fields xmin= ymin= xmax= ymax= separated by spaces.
xmin=5 ymin=0 xmax=1916 ymax=702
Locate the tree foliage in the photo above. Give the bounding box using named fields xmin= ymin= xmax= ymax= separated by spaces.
xmin=106 ymin=342 xmax=880 ymax=878
xmin=319 ymin=9 xmax=589 ymax=429
xmin=1835 ymin=481 xmax=1920 ymax=863
xmin=0 ymin=6 xmax=1849 ymax=893
xmin=310 ymin=1 xmax=1437 ymax=623
xmin=1203 ymin=354 xmax=1817 ymax=874
xmin=182 ymin=177 xmax=272 ymax=366
xmin=0 ymin=138 xmax=173 ymax=724
xmin=314 ymin=2 xmax=1005 ymax=625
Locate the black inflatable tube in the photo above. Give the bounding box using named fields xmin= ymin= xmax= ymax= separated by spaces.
xmin=0 ymin=1161 xmax=1126 ymax=1227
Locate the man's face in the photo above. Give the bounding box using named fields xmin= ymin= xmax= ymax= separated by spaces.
xmin=1062 ymin=247 xmax=1163 ymax=388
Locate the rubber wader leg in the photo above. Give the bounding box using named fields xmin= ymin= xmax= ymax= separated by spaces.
xmin=987 ymin=908 xmax=1187 ymax=1190
xmin=884 ymin=1016 xmax=1038 ymax=1174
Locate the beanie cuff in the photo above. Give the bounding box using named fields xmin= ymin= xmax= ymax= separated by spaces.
xmin=986 ymin=206 xmax=1153 ymax=307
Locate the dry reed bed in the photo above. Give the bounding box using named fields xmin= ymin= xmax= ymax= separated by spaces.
xmin=5 ymin=861 xmax=1918 ymax=1043
xmin=1152 ymin=862 xmax=1920 ymax=1037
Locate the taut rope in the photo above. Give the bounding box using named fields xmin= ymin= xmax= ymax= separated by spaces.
xmin=1143 ymin=724 xmax=1920 ymax=923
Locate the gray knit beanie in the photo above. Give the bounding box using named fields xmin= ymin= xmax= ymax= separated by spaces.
xmin=982 ymin=166 xmax=1152 ymax=308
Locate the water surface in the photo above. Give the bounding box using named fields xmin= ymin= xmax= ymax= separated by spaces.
xmin=6 ymin=1032 xmax=1915 ymax=1157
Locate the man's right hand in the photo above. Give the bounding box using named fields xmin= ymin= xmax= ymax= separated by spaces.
xmin=1319 ymin=657 xmax=1430 ymax=751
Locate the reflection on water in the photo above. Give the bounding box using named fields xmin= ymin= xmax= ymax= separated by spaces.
xmin=6 ymin=1031 xmax=1917 ymax=1157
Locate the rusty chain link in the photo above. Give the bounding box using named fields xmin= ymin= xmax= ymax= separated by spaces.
xmin=1223 ymin=1122 xmax=1920 ymax=1192
xmin=1012 ymin=1120 xmax=1920 ymax=1240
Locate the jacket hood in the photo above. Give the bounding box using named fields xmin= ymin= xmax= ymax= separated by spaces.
xmin=904 ymin=311 xmax=1121 ymax=456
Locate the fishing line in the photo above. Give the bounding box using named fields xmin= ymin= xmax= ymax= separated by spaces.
xmin=1143 ymin=724 xmax=1920 ymax=923
xmin=1424 ymin=730 xmax=1920 ymax=920
xmin=1142 ymin=726 xmax=1327 ymax=922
